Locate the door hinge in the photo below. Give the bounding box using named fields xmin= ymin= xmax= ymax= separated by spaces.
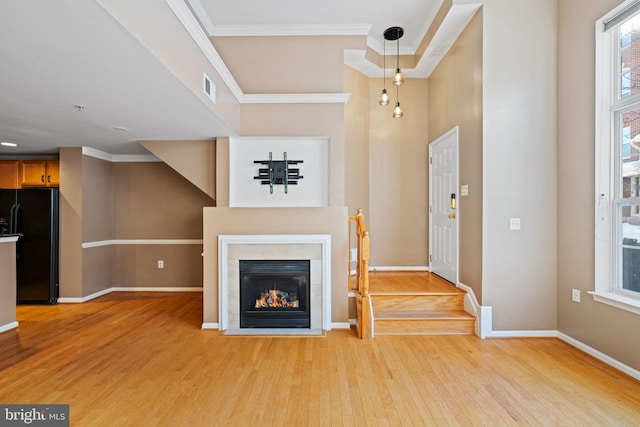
xmin=429 ymin=156 xmax=432 ymax=164
xmin=429 ymin=254 xmax=433 ymax=262
xmin=429 ymin=205 xmax=432 ymax=213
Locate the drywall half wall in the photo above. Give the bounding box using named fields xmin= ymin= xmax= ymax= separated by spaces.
xmin=558 ymin=0 xmax=640 ymax=372
xmin=0 ymin=238 xmax=17 ymax=330
xmin=202 ymin=207 xmax=349 ymax=326
xmin=428 ymin=9 xmax=483 ymax=300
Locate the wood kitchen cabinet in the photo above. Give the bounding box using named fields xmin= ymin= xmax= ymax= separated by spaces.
xmin=19 ymin=160 xmax=59 ymax=187
xmin=0 ymin=160 xmax=20 ymax=189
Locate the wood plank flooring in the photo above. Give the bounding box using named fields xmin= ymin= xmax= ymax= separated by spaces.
xmin=1 ymin=291 xmax=640 ymax=426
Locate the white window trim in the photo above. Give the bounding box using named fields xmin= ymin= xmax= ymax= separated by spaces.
xmin=594 ymin=0 xmax=640 ymax=315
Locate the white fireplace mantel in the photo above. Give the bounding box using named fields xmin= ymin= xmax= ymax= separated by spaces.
xmin=218 ymin=234 xmax=332 ymax=334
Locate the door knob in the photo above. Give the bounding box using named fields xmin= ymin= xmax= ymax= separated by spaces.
xmin=448 ymin=213 xmax=456 ymax=219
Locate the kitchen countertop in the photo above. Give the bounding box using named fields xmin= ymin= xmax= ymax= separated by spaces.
xmin=0 ymin=234 xmax=21 ymax=243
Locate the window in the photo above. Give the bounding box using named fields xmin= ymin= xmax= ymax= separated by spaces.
xmin=595 ymin=0 xmax=640 ymax=314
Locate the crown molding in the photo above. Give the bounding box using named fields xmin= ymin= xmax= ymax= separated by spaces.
xmin=165 ymin=0 xmax=244 ymax=102
xmin=167 ymin=0 xmax=353 ymax=105
xmin=184 ymin=0 xmax=215 ymax=35
xmin=241 ymin=93 xmax=351 ymax=104
xmin=82 ymin=147 xmax=159 ymax=163
xmin=210 ymin=24 xmax=372 ymax=37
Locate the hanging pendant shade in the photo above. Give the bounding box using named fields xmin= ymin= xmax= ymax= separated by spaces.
xmin=379 ymin=36 xmax=389 ymax=105
xmin=379 ymin=88 xmax=390 ymax=106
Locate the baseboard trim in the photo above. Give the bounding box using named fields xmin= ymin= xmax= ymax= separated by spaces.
xmin=331 ymin=322 xmax=351 ymax=330
xmin=82 ymin=239 xmax=203 ymax=248
xmin=487 ymin=330 xmax=559 ymax=338
xmin=201 ymin=322 xmax=348 ymax=331
xmin=111 ymin=287 xmax=203 ymax=292
xmin=0 ymin=321 xmax=18 ymax=333
xmin=456 ymin=282 xmax=483 ymax=338
xmin=58 ymin=288 xmax=112 ymax=303
xmin=58 ymin=287 xmax=204 ymax=303
xmin=558 ymin=332 xmax=640 ymax=382
xmin=201 ymin=323 xmax=219 ymax=329
xmin=369 ymin=266 xmax=429 ymax=272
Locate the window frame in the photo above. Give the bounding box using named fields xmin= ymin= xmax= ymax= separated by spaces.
xmin=594 ymin=0 xmax=640 ymax=315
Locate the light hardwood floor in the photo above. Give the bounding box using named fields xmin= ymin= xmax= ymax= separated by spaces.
xmin=1 ymin=291 xmax=639 ymax=426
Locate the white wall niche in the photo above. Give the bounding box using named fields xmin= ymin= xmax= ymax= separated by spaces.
xmin=229 ymin=136 xmax=330 ymax=207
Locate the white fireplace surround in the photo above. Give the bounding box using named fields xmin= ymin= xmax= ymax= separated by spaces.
xmin=218 ymin=234 xmax=332 ymax=334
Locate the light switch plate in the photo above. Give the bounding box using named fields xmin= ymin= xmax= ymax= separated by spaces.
xmin=461 ymin=185 xmax=469 ymax=196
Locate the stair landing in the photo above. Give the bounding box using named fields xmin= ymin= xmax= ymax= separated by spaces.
xmin=368 ymin=271 xmax=475 ymax=336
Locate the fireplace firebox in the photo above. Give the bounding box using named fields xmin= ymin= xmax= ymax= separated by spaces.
xmin=239 ymin=260 xmax=310 ymax=328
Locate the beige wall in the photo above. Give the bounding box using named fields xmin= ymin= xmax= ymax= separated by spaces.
xmin=428 ymin=10 xmax=483 ymax=299
xmin=113 ymin=162 xmax=213 ymax=239
xmin=59 ymin=148 xmax=84 ymax=298
xmin=344 ymin=66 xmax=370 ymax=218
xmin=140 ymin=140 xmax=216 ymax=200
xmin=202 ymin=207 xmax=349 ymax=325
xmin=240 ymin=103 xmax=346 ymax=206
xmin=212 ymin=36 xmax=362 ymax=93
xmin=112 ymin=162 xmax=214 ymax=288
xmin=82 ymin=156 xmax=114 ymax=295
xmin=481 ymin=0 xmax=558 ymax=330
xmin=0 ymin=240 xmax=17 ymax=328
xmin=343 ymin=69 xmax=429 ymax=266
xmin=368 ymin=78 xmax=429 ymax=266
xmin=59 ymin=152 xmax=214 ymax=297
xmin=558 ymin=0 xmax=640 ymax=371
xmin=213 ymin=35 xmax=359 ymax=208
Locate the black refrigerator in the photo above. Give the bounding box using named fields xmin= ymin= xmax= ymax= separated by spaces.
xmin=0 ymin=188 xmax=59 ymax=304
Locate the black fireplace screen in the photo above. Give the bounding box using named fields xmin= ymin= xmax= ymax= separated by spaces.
xmin=239 ymin=260 xmax=310 ymax=328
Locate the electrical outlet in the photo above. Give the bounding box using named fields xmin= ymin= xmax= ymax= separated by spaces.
xmin=510 ymin=218 xmax=521 ymax=230
xmin=571 ymin=288 xmax=580 ymax=303
xmin=158 ymin=260 xmax=164 ymax=269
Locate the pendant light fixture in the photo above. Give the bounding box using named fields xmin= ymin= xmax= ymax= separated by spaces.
xmin=382 ymin=26 xmax=404 ymax=118
xmin=378 ymin=36 xmax=389 ymax=106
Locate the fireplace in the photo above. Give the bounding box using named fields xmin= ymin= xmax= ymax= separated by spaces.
xmin=216 ymin=234 xmax=332 ymax=334
xmin=239 ymin=260 xmax=310 ymax=328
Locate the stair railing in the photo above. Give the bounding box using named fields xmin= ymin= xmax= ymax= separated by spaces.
xmin=348 ymin=209 xmax=373 ymax=339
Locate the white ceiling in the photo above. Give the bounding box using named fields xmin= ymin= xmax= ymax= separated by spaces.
xmin=0 ymin=0 xmax=477 ymax=156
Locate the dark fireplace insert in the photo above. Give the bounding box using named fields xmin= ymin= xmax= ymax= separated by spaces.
xmin=239 ymin=260 xmax=310 ymax=328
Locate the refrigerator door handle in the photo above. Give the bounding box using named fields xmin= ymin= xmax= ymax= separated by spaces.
xmin=9 ymin=203 xmax=17 ymax=233
xmin=11 ymin=203 xmax=22 ymax=261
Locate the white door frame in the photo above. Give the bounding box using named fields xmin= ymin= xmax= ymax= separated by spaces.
xmin=429 ymin=126 xmax=459 ymax=284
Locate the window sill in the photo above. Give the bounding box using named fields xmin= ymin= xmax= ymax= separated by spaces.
xmin=588 ymin=290 xmax=640 ymax=315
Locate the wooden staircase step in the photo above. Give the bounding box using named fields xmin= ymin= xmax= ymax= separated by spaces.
xmin=371 ymin=293 xmax=465 ymax=312
xmin=374 ymin=309 xmax=472 ymax=320
xmin=374 ymin=310 xmax=475 ymax=335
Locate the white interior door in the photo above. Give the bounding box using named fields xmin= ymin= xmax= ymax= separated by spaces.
xmin=429 ymin=127 xmax=459 ymax=284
